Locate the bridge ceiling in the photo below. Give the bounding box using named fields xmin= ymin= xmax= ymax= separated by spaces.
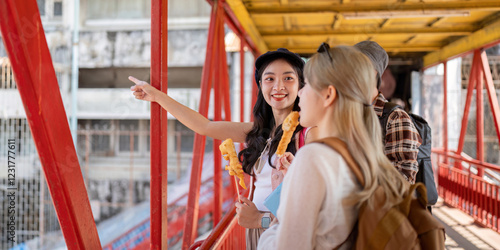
xmin=226 ymin=0 xmax=500 ymax=67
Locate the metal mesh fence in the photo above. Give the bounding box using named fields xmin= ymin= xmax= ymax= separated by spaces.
xmin=0 ymin=57 xmax=62 ymax=249
xmin=1 ymin=58 xmax=16 ymax=89
xmin=1 ymin=54 xmax=215 ymax=248
xmin=1 ymin=118 xmax=202 ymax=249
xmin=0 ymin=118 xmax=62 ymax=250
xmin=461 ymin=52 xmax=500 ymax=165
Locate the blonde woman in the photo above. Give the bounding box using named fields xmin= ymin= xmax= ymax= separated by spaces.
xmin=257 ymin=45 xmax=409 ymax=249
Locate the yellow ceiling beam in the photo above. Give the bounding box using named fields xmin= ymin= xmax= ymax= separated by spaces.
xmin=247 ymin=1 xmax=500 ymax=14
xmin=404 ymin=35 xmax=418 ymax=44
xmin=274 ymin=46 xmax=440 ymax=54
xmin=332 ymin=14 xmax=343 ymax=30
xmin=423 ymin=18 xmax=500 ymax=67
xmin=379 ymin=19 xmax=391 ymax=29
xmin=261 ymin=27 xmax=473 ymax=37
xmin=427 ymin=17 xmax=446 ymax=27
xmin=283 ymin=15 xmax=292 ymax=31
xmin=225 ymin=0 xmax=268 ymax=54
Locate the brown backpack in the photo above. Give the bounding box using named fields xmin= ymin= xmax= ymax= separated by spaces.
xmin=315 ymin=137 xmax=445 ymax=250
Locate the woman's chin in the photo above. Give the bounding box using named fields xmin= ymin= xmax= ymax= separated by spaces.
xmin=270 ymin=101 xmax=294 ymax=111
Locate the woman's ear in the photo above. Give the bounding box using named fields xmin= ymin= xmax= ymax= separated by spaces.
xmin=323 ymin=85 xmax=337 ymax=107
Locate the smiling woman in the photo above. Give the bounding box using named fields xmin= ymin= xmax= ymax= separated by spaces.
xmin=129 ymin=47 xmax=317 ymax=249
xmin=259 ymin=59 xmax=299 ymax=111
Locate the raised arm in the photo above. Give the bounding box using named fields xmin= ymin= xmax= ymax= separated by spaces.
xmin=129 ymin=76 xmax=252 ymax=142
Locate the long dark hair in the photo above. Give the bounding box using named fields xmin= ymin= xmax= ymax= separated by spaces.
xmin=238 ymin=58 xmax=305 ymax=175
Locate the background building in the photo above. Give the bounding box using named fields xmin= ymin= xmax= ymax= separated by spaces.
xmin=0 ymin=0 xmax=254 ymax=249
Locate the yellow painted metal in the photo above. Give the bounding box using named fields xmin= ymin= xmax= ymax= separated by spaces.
xmin=225 ymin=0 xmax=268 ymax=54
xmin=227 ymin=0 xmax=500 ymax=60
xmin=281 ymin=46 xmax=441 ymax=54
xmin=246 ymin=1 xmax=500 ymax=14
xmin=261 ymin=27 xmax=473 ymax=37
xmin=423 ymin=18 xmax=500 ymax=67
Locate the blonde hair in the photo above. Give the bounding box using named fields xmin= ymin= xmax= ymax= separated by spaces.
xmin=305 ymin=45 xmax=409 ymax=208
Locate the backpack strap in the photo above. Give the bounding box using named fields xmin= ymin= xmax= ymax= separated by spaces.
xmin=379 ymin=102 xmax=401 ymax=136
xmin=315 ymin=137 xmax=363 ymax=249
xmin=399 ymin=182 xmax=428 ymax=215
xmin=313 ymin=137 xmax=365 ymax=187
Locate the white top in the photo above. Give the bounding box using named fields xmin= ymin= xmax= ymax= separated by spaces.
xmin=258 ymin=143 xmax=361 ymax=250
xmin=253 ymin=150 xmax=276 ymax=211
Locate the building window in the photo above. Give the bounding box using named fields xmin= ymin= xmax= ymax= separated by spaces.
xmin=37 ymin=0 xmax=63 ymax=20
xmin=168 ymin=0 xmax=211 ymax=18
xmin=119 ymin=120 xmax=139 ymax=152
xmin=37 ymin=0 xmax=46 ymax=16
xmin=86 ymin=0 xmax=151 ymax=19
xmin=53 ymin=0 xmax=63 ymax=16
xmin=173 ymin=120 xmax=212 ymax=153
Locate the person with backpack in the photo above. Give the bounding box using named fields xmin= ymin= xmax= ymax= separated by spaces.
xmin=257 ymin=45 xmax=407 ymax=249
xmin=258 ymin=44 xmax=445 ymax=250
xmin=353 ymin=40 xmax=422 ymax=184
xmin=354 ymin=41 xmax=438 ymax=206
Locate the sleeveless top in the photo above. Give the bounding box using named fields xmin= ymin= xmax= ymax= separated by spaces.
xmin=251 ymin=127 xmax=310 ymax=211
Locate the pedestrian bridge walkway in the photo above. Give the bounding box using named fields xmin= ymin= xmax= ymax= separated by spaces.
xmin=433 ymin=199 xmax=500 ymax=249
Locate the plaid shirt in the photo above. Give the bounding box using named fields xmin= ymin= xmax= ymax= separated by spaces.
xmin=373 ymin=93 xmax=422 ymax=184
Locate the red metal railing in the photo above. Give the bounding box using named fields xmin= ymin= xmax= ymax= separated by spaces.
xmin=189 ymin=191 xmax=248 ymax=250
xmin=433 ymin=149 xmax=500 ymax=233
xmin=103 ymin=174 xmax=237 ymax=249
xmin=434 ymin=46 xmax=500 ymax=235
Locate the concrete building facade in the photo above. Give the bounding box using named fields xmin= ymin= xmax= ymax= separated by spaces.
xmin=0 ymin=0 xmax=254 ymax=248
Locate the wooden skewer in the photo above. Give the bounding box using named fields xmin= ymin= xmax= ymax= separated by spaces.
xmin=234 ymin=175 xmax=241 ymax=202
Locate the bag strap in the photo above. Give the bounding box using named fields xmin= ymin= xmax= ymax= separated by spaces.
xmin=298 ymin=127 xmax=307 ymax=148
xmin=315 ymin=137 xmax=363 ymax=249
xmin=313 ymin=137 xmax=365 ymax=187
xmin=398 ymin=182 xmax=428 ymax=215
xmin=380 ymin=102 xmax=401 ymax=136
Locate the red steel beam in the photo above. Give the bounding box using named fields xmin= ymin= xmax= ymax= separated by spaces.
xmin=150 ymin=0 xmax=169 ymax=249
xmin=239 ymin=40 xmax=246 ymax=151
xmin=213 ymin=3 xmax=225 ymax=225
xmin=476 ymin=51 xmax=485 ymax=177
xmin=251 ymin=67 xmax=258 ymax=122
xmin=220 ymin=36 xmax=233 ymax=123
xmin=455 ymin=50 xmax=480 ymax=169
xmin=481 ymin=51 xmax=500 ymax=146
xmin=240 ymin=41 xmax=245 ymax=123
xmin=443 ymin=61 xmax=448 ymax=164
xmin=182 ymin=2 xmax=218 ymax=247
xmin=0 ymin=0 xmax=101 ymax=248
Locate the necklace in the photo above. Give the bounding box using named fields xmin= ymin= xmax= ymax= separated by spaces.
xmin=255 ymin=138 xmax=272 ymax=174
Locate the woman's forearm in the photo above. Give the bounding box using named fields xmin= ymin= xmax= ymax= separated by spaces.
xmin=154 ymin=91 xmax=210 ymax=135
xmin=154 ymin=91 xmax=251 ymax=142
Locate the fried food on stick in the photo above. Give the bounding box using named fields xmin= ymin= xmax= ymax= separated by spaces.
xmin=276 ymin=111 xmax=300 ymax=157
xmin=220 ymin=138 xmax=247 ymax=189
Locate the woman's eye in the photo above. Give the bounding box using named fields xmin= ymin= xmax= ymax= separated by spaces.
xmin=264 ymin=77 xmax=274 ymax=81
xmin=285 ymin=77 xmax=294 ymax=81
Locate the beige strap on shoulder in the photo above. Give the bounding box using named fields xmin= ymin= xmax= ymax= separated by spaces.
xmin=312 ymin=137 xmax=365 ymax=187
